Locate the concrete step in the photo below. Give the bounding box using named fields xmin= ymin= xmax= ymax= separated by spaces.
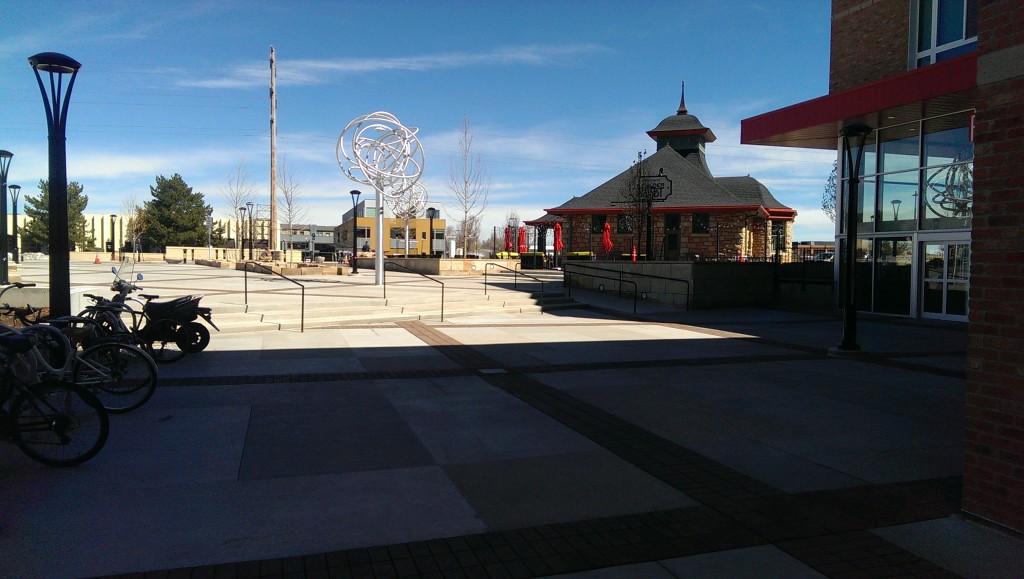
xmin=207 ymin=288 xmax=583 ymax=332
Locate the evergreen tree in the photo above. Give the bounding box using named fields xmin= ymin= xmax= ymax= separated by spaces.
xmin=21 ymin=179 xmax=93 ymax=252
xmin=143 ymin=174 xmax=215 ymax=250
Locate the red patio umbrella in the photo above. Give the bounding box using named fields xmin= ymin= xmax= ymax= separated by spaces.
xmin=504 ymin=226 xmax=513 ymax=251
xmin=601 ymin=221 xmax=614 ymax=254
xmin=518 ymin=226 xmax=527 ymax=253
xmin=554 ymin=222 xmax=563 ymax=253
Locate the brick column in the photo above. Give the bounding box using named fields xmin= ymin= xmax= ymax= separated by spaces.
xmin=963 ymin=0 xmax=1024 ymax=533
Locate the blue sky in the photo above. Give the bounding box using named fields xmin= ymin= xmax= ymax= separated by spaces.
xmin=1 ymin=0 xmax=837 ymax=241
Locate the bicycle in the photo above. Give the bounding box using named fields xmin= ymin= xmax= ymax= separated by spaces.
xmin=1 ymin=284 xmax=159 ymax=414
xmin=78 ymin=266 xmax=217 ymax=363
xmin=0 ymin=332 xmax=109 ymax=466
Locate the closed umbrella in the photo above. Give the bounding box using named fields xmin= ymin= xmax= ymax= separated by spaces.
xmin=518 ymin=226 xmax=527 ymax=253
xmin=601 ymin=221 xmax=614 ymax=255
xmin=554 ymin=222 xmax=563 ymax=253
xmin=504 ymin=226 xmax=513 ymax=251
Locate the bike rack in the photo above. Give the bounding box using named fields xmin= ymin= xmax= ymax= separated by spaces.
xmin=383 ymin=262 xmax=445 ymax=322
xmin=483 ymin=263 xmax=545 ymax=313
xmin=242 ymin=262 xmax=306 ymax=333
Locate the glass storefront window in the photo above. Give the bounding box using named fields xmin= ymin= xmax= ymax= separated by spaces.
xmin=921 ymin=163 xmax=972 ymax=229
xmin=924 ymin=114 xmax=973 ymax=166
xmin=877 ymin=172 xmax=918 ymax=232
xmin=879 ymin=125 xmax=920 ymax=173
xmin=840 ymin=178 xmax=876 ymax=234
xmin=874 ymin=237 xmax=913 ymax=315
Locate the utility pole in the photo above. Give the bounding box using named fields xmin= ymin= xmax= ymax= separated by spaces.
xmin=269 ymin=46 xmax=279 ymax=255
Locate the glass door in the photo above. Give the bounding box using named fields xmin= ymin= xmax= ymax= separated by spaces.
xmin=922 ymin=242 xmax=969 ymax=321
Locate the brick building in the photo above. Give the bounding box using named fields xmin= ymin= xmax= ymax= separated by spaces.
xmin=540 ymin=84 xmax=795 ymax=262
xmin=741 ymin=0 xmax=1024 ymax=533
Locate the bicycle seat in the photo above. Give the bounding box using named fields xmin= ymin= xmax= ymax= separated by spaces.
xmin=144 ymin=295 xmax=197 ymax=316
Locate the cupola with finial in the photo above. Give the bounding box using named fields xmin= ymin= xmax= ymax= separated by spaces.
xmin=647 ymin=81 xmax=717 ymax=165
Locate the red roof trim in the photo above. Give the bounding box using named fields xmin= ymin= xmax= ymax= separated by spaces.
xmin=740 ymin=53 xmax=977 ymax=145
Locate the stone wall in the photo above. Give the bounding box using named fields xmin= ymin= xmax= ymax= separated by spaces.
xmin=563 ymin=212 xmax=786 ymax=261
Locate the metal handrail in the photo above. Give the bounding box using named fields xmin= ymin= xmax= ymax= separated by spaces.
xmin=561 ymin=267 xmax=639 ymax=315
xmin=242 ymin=261 xmax=306 ymax=332
xmin=483 ymin=263 xmax=545 ymax=313
xmin=563 ymin=262 xmax=692 ymax=312
xmin=383 ymin=261 xmax=445 ymax=322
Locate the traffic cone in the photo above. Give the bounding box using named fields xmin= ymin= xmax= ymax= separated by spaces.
xmin=94 ymin=254 xmax=101 ymax=264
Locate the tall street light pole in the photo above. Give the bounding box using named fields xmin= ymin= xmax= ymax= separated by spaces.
xmin=832 ymin=122 xmax=873 ymax=356
xmin=350 ymin=190 xmax=361 ymax=274
xmin=246 ymin=201 xmax=255 ymax=260
xmin=9 ymin=184 xmax=21 ymax=264
xmin=426 ymin=207 xmax=437 ymax=258
xmin=29 ymin=52 xmax=81 ymax=317
xmin=238 ymin=206 xmax=247 ymax=261
xmin=0 ymin=151 xmax=12 ymax=284
xmin=109 ymin=214 xmax=117 ymax=261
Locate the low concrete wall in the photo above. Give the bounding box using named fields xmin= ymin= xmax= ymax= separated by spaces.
xmin=564 ymin=260 xmax=796 ymax=310
xmin=2 ymin=285 xmax=102 ymax=315
xmin=355 ymin=257 xmax=520 ymax=276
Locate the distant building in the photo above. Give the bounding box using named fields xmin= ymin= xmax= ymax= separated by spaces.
xmin=539 ymin=84 xmax=795 ymax=262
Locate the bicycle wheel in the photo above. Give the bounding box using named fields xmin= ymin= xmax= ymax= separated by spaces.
xmin=73 ymin=343 xmax=158 ymax=413
xmin=177 ymin=321 xmax=210 ymax=353
xmin=12 ymin=381 xmax=109 ymax=467
xmin=143 ymin=320 xmax=188 ymax=363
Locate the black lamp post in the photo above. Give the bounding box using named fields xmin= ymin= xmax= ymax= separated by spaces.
xmin=426 ymin=207 xmax=438 ymax=258
xmin=238 ymin=206 xmax=247 ymax=261
xmin=109 ymin=214 xmax=117 ymax=261
xmin=0 ymin=151 xmax=12 ymax=284
xmin=29 ymin=52 xmax=81 ymax=317
xmin=9 ymin=184 xmax=20 ymax=264
xmin=834 ymin=122 xmax=873 ymax=355
xmin=246 ymin=201 xmax=254 ymax=260
xmin=350 ymin=190 xmax=361 ymax=273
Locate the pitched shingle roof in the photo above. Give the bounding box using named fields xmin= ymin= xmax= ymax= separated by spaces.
xmin=546 ymin=146 xmax=793 ymax=216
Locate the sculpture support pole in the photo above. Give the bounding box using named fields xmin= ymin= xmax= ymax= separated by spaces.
xmin=375 ymin=189 xmax=385 ymax=285
xmin=337 ymin=112 xmax=424 ymax=286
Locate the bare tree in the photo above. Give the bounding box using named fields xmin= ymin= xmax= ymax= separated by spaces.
xmin=277 ymin=156 xmax=308 ymax=252
xmin=616 ymin=151 xmax=651 ymax=256
xmin=121 ymin=193 xmax=147 ymax=260
xmin=221 ymin=163 xmax=256 ymax=244
xmin=447 ymin=116 xmax=490 ymax=257
xmin=822 ymin=160 xmax=837 ymax=223
xmin=391 ymin=184 xmax=427 ymax=256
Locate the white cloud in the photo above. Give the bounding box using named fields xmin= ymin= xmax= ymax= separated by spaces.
xmin=176 ymin=44 xmax=607 ymax=89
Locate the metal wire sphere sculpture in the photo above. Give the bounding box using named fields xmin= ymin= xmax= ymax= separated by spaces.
xmin=387 ymin=180 xmax=428 ymax=216
xmin=337 ymin=111 xmax=424 ymax=199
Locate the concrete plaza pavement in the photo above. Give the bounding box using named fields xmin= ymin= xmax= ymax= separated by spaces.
xmin=0 ymin=260 xmax=1020 ymax=578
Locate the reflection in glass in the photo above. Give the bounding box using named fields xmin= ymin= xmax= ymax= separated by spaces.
xmin=924 ymin=117 xmax=973 ymax=167
xmin=858 ymin=179 xmax=876 ymax=233
xmin=924 ymin=243 xmax=945 ymax=279
xmin=948 ymin=243 xmax=970 ymax=280
xmin=921 ymin=163 xmax=972 ymax=229
xmin=880 ymin=126 xmax=919 ymax=173
xmin=878 ymin=172 xmax=917 ymax=232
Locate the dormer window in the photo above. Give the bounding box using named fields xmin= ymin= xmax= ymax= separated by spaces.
xmin=914 ymin=0 xmax=978 ymax=68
